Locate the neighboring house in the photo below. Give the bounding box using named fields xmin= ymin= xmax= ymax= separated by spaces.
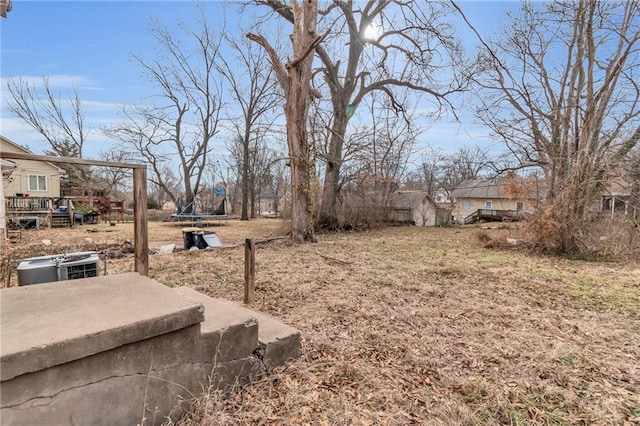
xmin=2 ymin=135 xmax=65 ymax=228
xmin=258 ymin=197 xmax=279 ymax=217
xmin=1 ymin=136 xmax=63 ymax=198
xmin=389 ymin=191 xmax=450 ymax=226
xmin=433 ymin=187 xmax=453 ymax=205
xmin=599 ymin=177 xmax=636 ymax=218
xmin=451 ymin=176 xmax=546 ymax=224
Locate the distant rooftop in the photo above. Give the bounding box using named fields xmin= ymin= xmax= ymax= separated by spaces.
xmin=452 ymin=177 xmax=548 ymax=200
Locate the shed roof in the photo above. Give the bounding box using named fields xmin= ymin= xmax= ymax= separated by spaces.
xmin=390 ymin=191 xmax=436 ymax=210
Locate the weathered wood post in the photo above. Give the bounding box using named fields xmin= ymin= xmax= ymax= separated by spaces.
xmin=133 ymin=166 xmax=148 ymax=276
xmin=244 ymin=238 xmax=255 ymax=304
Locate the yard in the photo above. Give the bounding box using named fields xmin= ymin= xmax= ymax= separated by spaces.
xmin=3 ymin=219 xmax=639 ymax=424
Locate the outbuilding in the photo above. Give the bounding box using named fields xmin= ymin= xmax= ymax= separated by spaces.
xmin=389 ymin=191 xmax=449 ymax=226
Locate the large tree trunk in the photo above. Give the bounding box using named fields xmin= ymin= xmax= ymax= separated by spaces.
xmin=248 ymin=0 xmax=319 ymax=242
xmin=318 ymin=112 xmax=348 ymax=229
xmin=286 ymin=1 xmax=317 ymax=241
xmin=183 ymin=166 xmax=195 ymax=214
xmin=287 ymin=115 xmax=315 ymax=241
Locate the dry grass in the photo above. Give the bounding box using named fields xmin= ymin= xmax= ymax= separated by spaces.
xmin=3 ymin=219 xmax=640 ymax=424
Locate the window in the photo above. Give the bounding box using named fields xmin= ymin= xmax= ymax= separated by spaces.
xmin=516 ymin=201 xmax=524 ymax=211
xmin=461 ymin=200 xmax=475 ymax=209
xmin=485 ymin=201 xmax=493 ymax=209
xmin=28 ymin=175 xmax=47 ymax=191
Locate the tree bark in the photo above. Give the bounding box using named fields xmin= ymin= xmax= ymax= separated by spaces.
xmin=318 ymin=113 xmax=348 ymax=229
xmin=286 ymin=0 xmax=318 ymax=241
xmin=248 ymin=0 xmax=319 ymax=241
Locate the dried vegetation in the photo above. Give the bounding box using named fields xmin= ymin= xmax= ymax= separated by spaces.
xmin=2 ymin=219 xmax=639 ymax=424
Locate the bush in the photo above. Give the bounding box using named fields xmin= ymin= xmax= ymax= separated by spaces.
xmin=334 ymin=197 xmax=389 ymax=231
xmin=524 ymin=208 xmax=640 ymax=260
xmin=580 ymin=216 xmax=640 ymax=261
xmin=147 ymin=197 xmax=162 ymax=210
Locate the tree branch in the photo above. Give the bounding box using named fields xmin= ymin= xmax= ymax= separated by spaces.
xmin=247 ymin=32 xmax=290 ymax=93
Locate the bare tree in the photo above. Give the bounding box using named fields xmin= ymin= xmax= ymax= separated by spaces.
xmin=106 ymin=110 xmax=179 ymax=207
xmin=106 ymin=10 xmax=223 ymax=214
xmin=404 ymin=146 xmax=489 ymax=201
xmin=147 ymin=167 xmax=181 ymax=210
xmin=261 ymin=154 xmax=289 ymax=218
xmin=458 ymin=0 xmax=640 ymax=251
xmin=417 ymin=147 xmax=446 ymax=198
xmin=249 ymin=136 xmax=279 ymax=218
xmin=339 ymin=93 xmax=417 ymax=226
xmin=218 ymin=34 xmax=280 ymax=220
xmin=7 ymin=77 xmax=87 ymax=157
xmin=317 ymin=1 xmax=469 ymax=228
xmin=225 ymin=132 xmax=275 ymax=218
xmin=627 ymin=149 xmax=640 ymax=223
xmin=256 ymin=1 xmax=466 ymax=228
xmin=248 ymin=0 xmax=321 ymax=241
xmin=96 ymin=149 xmax=133 ymax=196
xmin=439 ymin=146 xmax=489 ymax=198
xmin=6 ymin=76 xmax=93 ymax=188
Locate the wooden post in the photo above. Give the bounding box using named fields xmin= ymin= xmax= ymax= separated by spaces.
xmin=244 ymin=238 xmax=255 ymax=304
xmin=133 ymin=167 xmax=149 ymax=276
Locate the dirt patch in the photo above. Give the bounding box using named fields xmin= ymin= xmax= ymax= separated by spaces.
xmin=3 ymin=221 xmax=639 ymax=424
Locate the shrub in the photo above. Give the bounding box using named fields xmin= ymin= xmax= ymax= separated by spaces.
xmin=524 ymin=208 xmax=640 ymax=260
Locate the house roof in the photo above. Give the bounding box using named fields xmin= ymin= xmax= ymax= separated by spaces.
xmin=451 ymin=179 xmax=505 ymax=199
xmin=1 ymin=135 xmax=31 ymax=154
xmin=390 ymin=191 xmax=437 ymax=210
xmin=601 ymin=177 xmax=632 ymax=197
xmin=1 ymin=135 xmax=65 ymax=173
xmin=452 ymin=177 xmax=547 ymax=200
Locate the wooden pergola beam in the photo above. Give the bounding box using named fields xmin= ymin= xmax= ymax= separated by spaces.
xmin=1 ymin=151 xmax=149 ymax=276
xmin=0 ymin=151 xmax=145 ymax=169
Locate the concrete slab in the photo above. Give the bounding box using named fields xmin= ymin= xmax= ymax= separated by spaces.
xmin=0 ymin=273 xmax=204 ymax=381
xmin=172 ymin=287 xmax=301 ymax=370
xmin=248 ymin=308 xmax=302 ymax=370
xmin=174 ymin=287 xmax=259 ymax=363
xmin=173 ymin=286 xmax=258 ymax=334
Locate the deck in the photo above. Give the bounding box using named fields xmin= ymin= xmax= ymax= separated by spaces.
xmin=4 ymin=194 xmax=121 ymax=229
xmin=464 ymin=209 xmax=521 ymax=224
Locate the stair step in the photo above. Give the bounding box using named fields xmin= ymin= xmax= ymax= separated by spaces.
xmin=173 ymin=286 xmax=301 ymax=370
xmin=51 ymin=216 xmax=72 ymax=228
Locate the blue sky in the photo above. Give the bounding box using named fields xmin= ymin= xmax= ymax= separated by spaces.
xmin=1 ymin=1 xmax=519 ymax=161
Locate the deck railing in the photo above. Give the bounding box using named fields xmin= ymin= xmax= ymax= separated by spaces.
xmin=5 ymin=196 xmax=53 ymax=212
xmin=464 ymin=209 xmax=519 ymax=224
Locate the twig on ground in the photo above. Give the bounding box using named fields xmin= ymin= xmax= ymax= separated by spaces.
xmin=315 ymin=249 xmax=354 ymax=265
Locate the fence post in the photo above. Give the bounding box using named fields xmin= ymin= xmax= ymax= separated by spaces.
xmin=133 ymin=167 xmax=149 ymax=276
xmin=244 ymin=238 xmax=255 ymax=305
